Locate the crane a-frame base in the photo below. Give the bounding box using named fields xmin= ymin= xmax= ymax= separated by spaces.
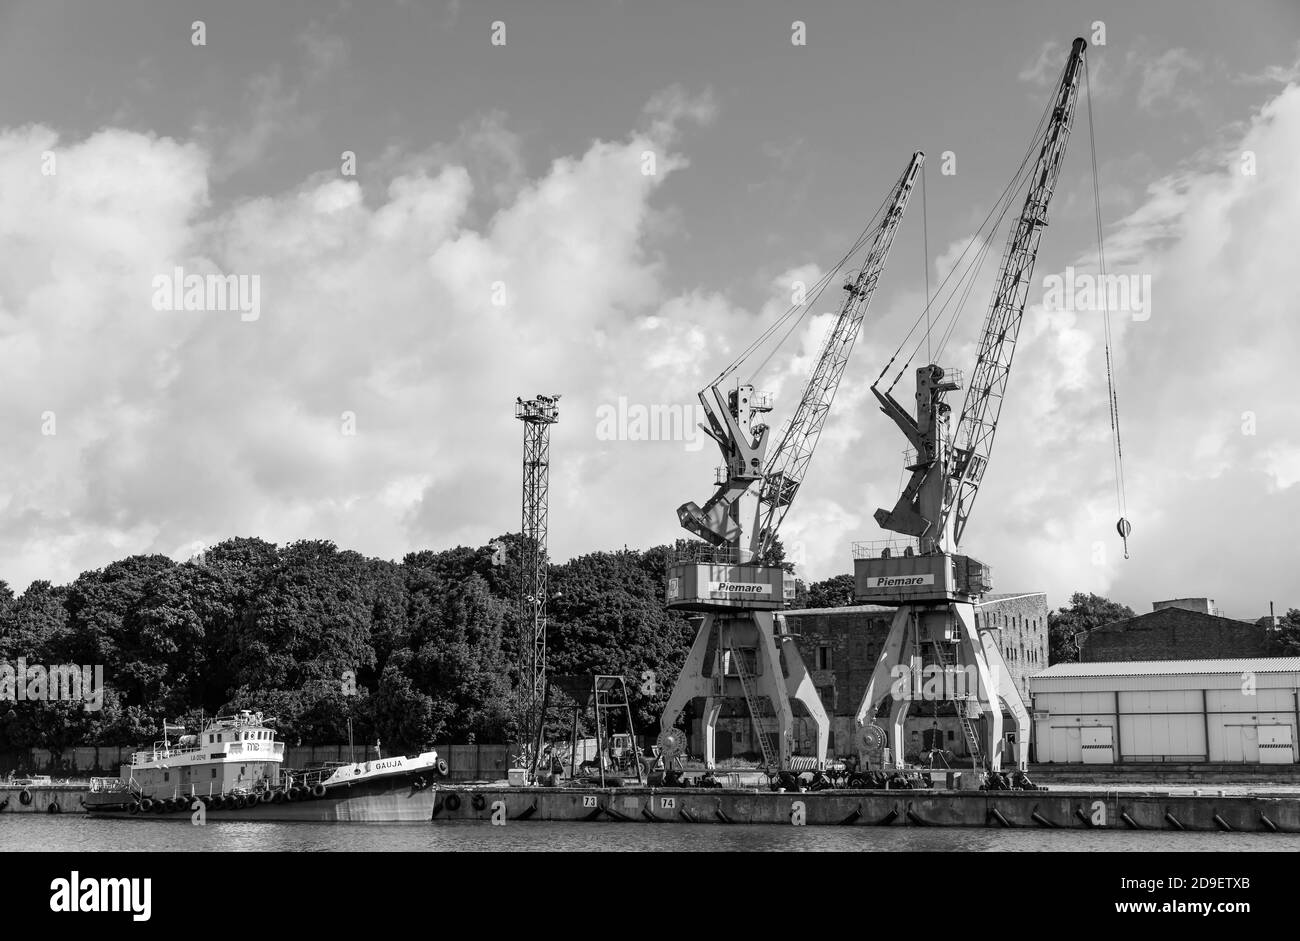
xmin=851 ymin=586 xmax=1029 ymax=772
xmin=661 ymin=559 xmax=828 ymax=772
xmin=851 ymin=362 xmax=1031 ymax=772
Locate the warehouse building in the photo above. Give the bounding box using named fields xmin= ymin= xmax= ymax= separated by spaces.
xmin=1079 ymin=601 xmax=1276 ymax=662
xmin=1029 ymin=658 xmax=1300 ymax=764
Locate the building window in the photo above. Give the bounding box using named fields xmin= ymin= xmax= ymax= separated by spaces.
xmin=946 ymin=730 xmax=954 ymax=741
xmin=817 ymin=645 xmax=832 ymax=671
xmin=211 ymin=769 xmax=217 ymax=778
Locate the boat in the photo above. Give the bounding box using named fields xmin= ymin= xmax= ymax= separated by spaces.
xmin=84 ymin=710 xmax=449 ymax=821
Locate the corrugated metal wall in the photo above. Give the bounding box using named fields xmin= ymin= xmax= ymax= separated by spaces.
xmin=1032 ymin=677 xmax=1300 ymax=763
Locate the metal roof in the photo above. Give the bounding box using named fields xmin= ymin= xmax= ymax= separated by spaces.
xmin=782 ymin=593 xmax=1045 ymax=618
xmin=782 ymin=605 xmax=895 ymax=616
xmin=1034 ymin=657 xmax=1300 ymax=678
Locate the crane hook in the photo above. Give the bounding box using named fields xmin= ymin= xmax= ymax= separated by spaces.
xmin=1116 ymin=517 xmax=1132 ymax=559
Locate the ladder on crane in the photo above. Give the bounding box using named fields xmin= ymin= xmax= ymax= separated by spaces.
xmin=729 ymin=646 xmax=777 ymax=771
xmin=933 ymin=640 xmax=983 ymax=767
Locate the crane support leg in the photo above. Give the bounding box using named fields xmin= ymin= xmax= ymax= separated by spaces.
xmin=854 ymin=606 xmax=911 ymax=767
xmin=701 ymin=697 xmax=721 ymax=769
xmin=751 ymin=612 xmax=796 ymax=769
xmin=660 ymin=615 xmax=720 ymax=766
xmin=775 ymin=615 xmax=829 ymax=767
xmin=973 ymin=622 xmax=1030 ymax=771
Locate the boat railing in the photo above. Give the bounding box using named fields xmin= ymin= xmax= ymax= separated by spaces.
xmin=288 ymin=767 xmax=336 ymax=789
xmin=130 ymin=742 xmax=209 ymax=766
xmin=89 ymin=777 xmax=132 ymax=793
xmin=131 ymin=740 xmax=283 ymax=765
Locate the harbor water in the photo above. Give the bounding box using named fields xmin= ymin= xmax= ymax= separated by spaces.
xmin=4 ymin=815 xmax=1298 ymax=852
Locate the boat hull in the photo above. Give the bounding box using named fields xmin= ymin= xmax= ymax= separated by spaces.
xmin=85 ymin=772 xmax=443 ymax=822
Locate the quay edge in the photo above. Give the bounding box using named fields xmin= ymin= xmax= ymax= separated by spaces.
xmin=428 ymin=786 xmax=1300 ymax=832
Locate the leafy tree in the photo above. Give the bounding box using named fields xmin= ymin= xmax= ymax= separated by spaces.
xmin=0 ymin=580 xmax=70 ymax=662
xmin=1047 ymin=592 xmax=1135 ymax=664
xmin=804 ymin=573 xmax=856 ymax=609
xmin=363 ymin=652 xmax=449 ymax=751
xmin=407 ymin=573 xmax=513 ymax=741
xmin=227 ymin=540 xmax=376 ymax=694
xmin=1268 ymin=608 xmax=1300 ymax=656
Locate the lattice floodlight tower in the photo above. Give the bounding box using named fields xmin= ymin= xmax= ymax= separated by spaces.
xmin=659 ymin=153 xmax=925 ymax=774
xmin=515 ymin=393 xmax=559 ymax=783
xmin=853 ymin=39 xmax=1087 ymax=774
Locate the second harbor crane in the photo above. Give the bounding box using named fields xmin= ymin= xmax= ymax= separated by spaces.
xmin=659 ymin=152 xmax=925 ymax=776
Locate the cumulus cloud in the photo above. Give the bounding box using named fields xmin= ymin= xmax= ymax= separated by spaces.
xmin=0 ymin=74 xmax=1297 ymax=622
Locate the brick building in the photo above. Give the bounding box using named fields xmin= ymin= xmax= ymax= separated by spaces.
xmin=689 ymin=592 xmax=1049 ymax=762
xmin=1079 ymin=606 xmax=1273 ymax=663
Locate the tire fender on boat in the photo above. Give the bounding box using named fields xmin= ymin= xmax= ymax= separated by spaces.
xmin=436 ymin=758 xmax=449 ymax=777
xmin=19 ymin=789 xmax=32 ymax=806
xmin=47 ymin=801 xmax=61 ymax=814
xmin=311 ymin=783 xmax=326 ymax=799
xmin=140 ymin=798 xmax=154 ymax=812
xmin=444 ymin=793 xmax=462 ymax=811
xmin=471 ymin=793 xmax=486 ymax=811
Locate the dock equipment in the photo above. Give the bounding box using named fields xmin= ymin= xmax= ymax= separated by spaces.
xmin=853 ymin=39 xmax=1089 ymax=773
xmin=659 ymin=152 xmax=925 ymax=773
xmin=544 ymin=674 xmax=644 ymax=786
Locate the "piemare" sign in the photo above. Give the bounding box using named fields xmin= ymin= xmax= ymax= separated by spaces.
xmin=865 ymin=574 xmax=935 ymax=588
xmin=707 ymin=581 xmax=771 ymax=596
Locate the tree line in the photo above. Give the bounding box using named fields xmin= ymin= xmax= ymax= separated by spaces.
xmin=3 ymin=535 xmax=1294 ymax=755
xmin=0 ymin=535 xmax=694 ymax=754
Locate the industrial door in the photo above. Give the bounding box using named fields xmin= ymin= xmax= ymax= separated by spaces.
xmin=1049 ymin=727 xmax=1079 ymax=763
xmin=1259 ymin=725 xmax=1294 ymax=764
xmin=1241 ymin=725 xmax=1259 ymax=763
xmin=1081 ymin=726 xmax=1114 ymax=764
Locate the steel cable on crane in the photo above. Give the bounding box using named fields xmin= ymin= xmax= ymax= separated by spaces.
xmin=874 ymin=92 xmax=1057 ymax=393
xmin=924 ymin=105 xmax=1054 ymax=368
xmin=708 ymin=161 xmax=904 ymax=390
xmin=740 ymin=181 xmax=898 ymax=385
xmin=1085 ymin=54 xmax=1131 ymax=559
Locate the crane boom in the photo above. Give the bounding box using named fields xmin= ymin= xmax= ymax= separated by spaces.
xmin=756 ymin=151 xmax=924 ymax=553
xmin=947 ymin=37 xmax=1086 ymax=546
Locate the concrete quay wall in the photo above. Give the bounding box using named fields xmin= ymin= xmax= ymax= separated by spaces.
xmin=430 ymin=786 xmax=1300 ymax=832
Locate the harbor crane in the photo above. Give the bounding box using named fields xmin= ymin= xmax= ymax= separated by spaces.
xmin=853 ymin=38 xmax=1090 ymax=773
xmin=660 ymin=152 xmax=925 ymax=775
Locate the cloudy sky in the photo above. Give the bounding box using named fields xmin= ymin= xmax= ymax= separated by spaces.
xmin=1 ymin=0 xmax=1298 ymax=619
